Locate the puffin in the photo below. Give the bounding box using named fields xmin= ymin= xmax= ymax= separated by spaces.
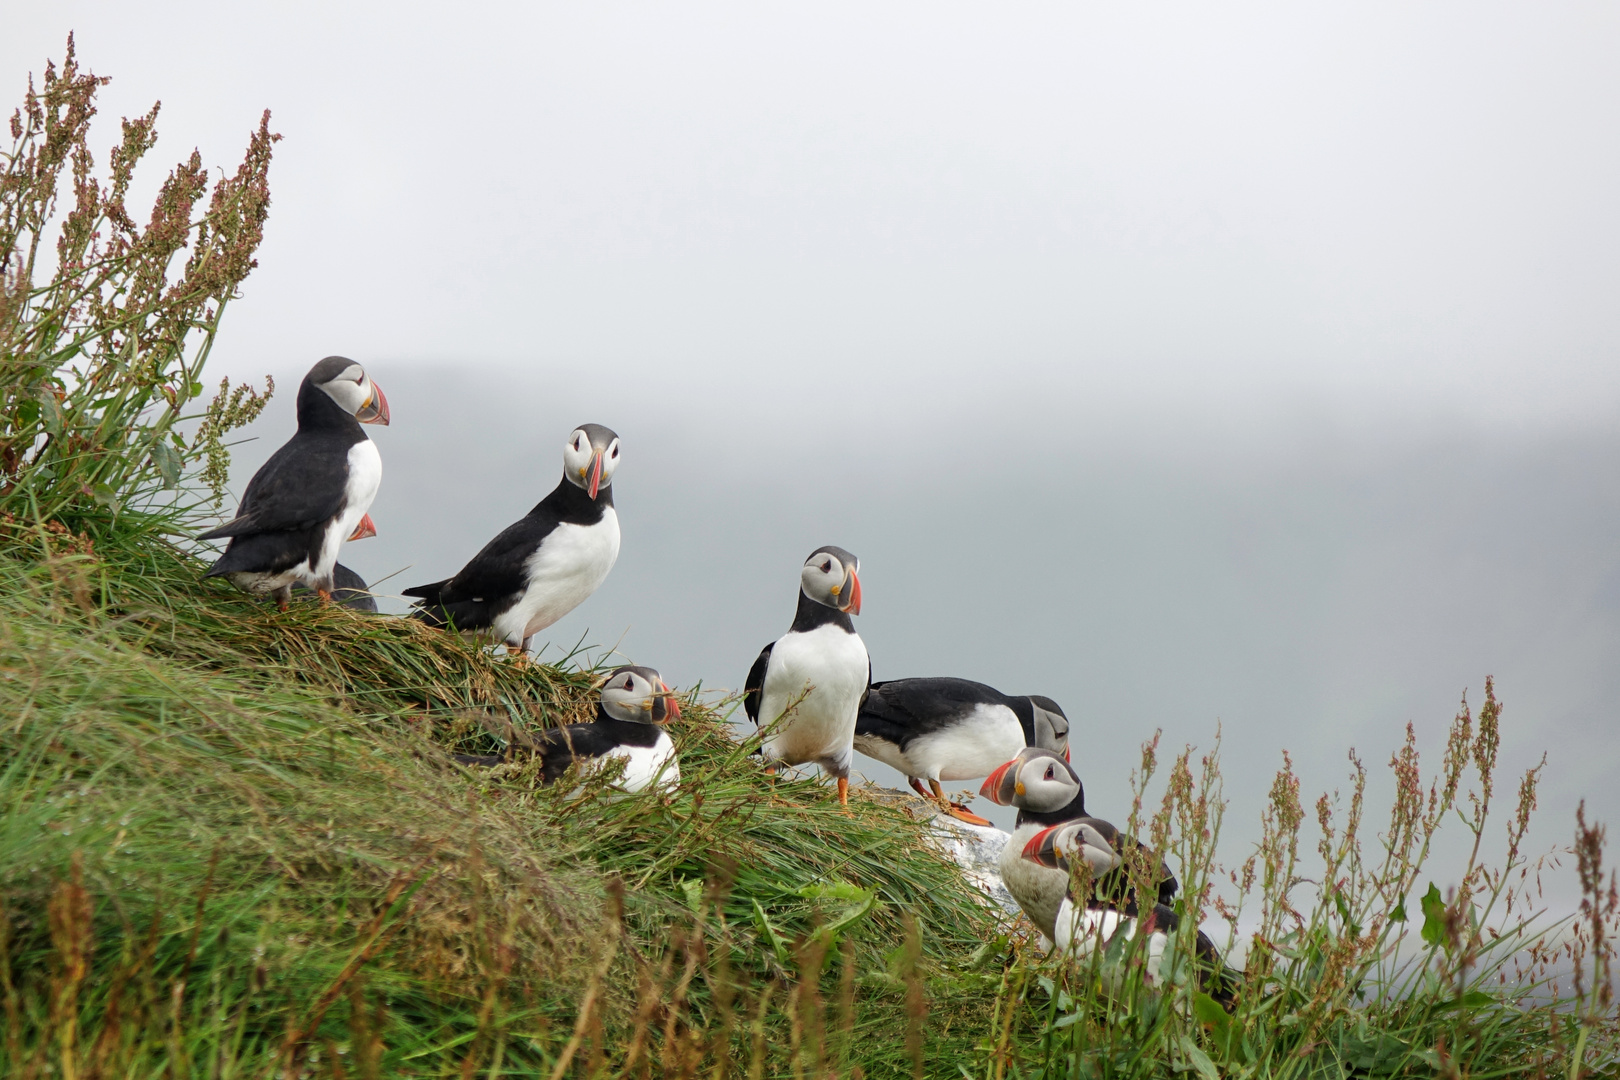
xmin=743 ymin=545 xmax=868 ymax=806
xmin=200 ymin=356 xmax=389 ymax=608
xmin=456 ymin=665 xmax=681 ymax=791
xmin=291 ymin=562 xmax=377 ymax=612
xmin=853 ymin=678 xmax=1071 ymax=825
xmin=405 ymin=424 xmax=620 ymax=658
xmin=1023 ymin=821 xmax=1236 ymax=1002
xmin=978 ymin=746 xmax=1177 ymax=946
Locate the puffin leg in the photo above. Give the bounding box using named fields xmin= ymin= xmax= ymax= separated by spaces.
xmin=316 ymin=588 xmax=332 ymax=603
xmin=836 ymin=776 xmax=849 ymax=806
xmin=908 ymin=776 xmax=931 ymax=799
xmin=273 ymin=583 xmax=292 ymax=612
xmin=507 ymin=637 xmax=529 ymax=664
xmin=931 ymin=778 xmax=993 ymax=827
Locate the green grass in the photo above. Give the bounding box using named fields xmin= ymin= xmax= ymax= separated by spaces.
xmin=0 ymin=518 xmax=1008 ymax=1077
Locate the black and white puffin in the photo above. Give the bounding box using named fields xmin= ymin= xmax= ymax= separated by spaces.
xmin=405 ymin=424 xmax=620 ymax=658
xmin=456 ymin=665 xmax=681 ymax=791
xmin=200 ymin=356 xmax=389 ymax=608
xmin=1023 ymin=821 xmax=1235 ymax=1001
xmin=853 ymin=678 xmax=1071 ymax=825
xmin=743 ymin=546 xmax=868 ymax=806
xmin=978 ymin=747 xmax=1176 ymax=945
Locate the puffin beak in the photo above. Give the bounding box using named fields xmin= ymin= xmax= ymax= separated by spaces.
xmin=980 ymin=759 xmax=1018 ymax=804
xmin=654 ymin=681 xmax=681 ymax=723
xmin=1022 ymin=824 xmax=1065 ymax=869
xmin=838 ymin=568 xmax=862 ymax=615
xmin=587 ymin=449 xmax=604 ymax=499
xmin=346 ymin=513 xmax=377 ymax=542
xmin=356 ymin=381 xmax=390 ymax=425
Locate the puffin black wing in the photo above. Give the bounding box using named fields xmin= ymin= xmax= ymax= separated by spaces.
xmin=531 ymin=719 xmax=660 ymax=785
xmin=405 ymin=512 xmax=560 ymax=629
xmin=855 ymin=677 xmax=1010 ymax=750
xmin=742 ymin=642 xmax=773 ymax=726
xmin=198 ymin=433 xmax=351 ymax=541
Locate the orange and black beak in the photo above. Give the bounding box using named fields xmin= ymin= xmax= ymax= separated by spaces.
xmin=1022 ymin=824 xmax=1066 ymax=869
xmin=652 ymin=681 xmax=682 ymax=723
xmin=836 ymin=568 xmax=862 ymax=615
xmin=587 ymin=448 xmax=605 ymax=499
xmin=980 ymin=758 xmax=1020 ymax=805
xmin=346 ymin=513 xmax=377 ymax=541
xmin=356 ymin=380 xmax=390 ymax=425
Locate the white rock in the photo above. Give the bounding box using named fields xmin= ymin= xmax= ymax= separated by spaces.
xmin=925 ymin=813 xmax=1023 ymax=918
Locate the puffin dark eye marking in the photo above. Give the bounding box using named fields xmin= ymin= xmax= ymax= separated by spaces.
xmin=820 ymin=561 xmax=831 ymax=573
xmin=611 ymin=445 xmax=619 ymax=458
xmin=1044 ymin=766 xmax=1054 ymax=780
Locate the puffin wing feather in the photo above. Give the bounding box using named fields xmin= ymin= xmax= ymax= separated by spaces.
xmin=854 ymin=677 xmax=1006 ymax=750
xmin=742 ymin=642 xmax=773 ymax=726
xmin=199 ymin=435 xmax=349 ymax=540
xmin=406 ymin=510 xmax=560 ymax=627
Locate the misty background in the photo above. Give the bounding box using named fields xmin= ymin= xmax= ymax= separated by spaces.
xmin=6 ymin=3 xmax=1618 ymax=913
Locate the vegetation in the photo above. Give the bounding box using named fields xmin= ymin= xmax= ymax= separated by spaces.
xmin=3 ymin=39 xmax=1618 ymax=1079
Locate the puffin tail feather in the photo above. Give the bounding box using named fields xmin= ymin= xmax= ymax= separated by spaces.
xmin=197 ymin=515 xmax=261 ymax=541
xmin=401 ymin=579 xmax=447 ymax=601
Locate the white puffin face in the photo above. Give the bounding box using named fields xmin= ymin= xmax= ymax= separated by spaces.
xmin=599 ymin=665 xmax=680 ymax=724
xmin=1028 ymin=697 xmax=1071 ymax=762
xmin=1024 ymin=820 xmax=1121 ymax=875
xmin=1013 ymin=752 xmax=1082 ymax=813
xmin=563 ymin=424 xmax=621 ymax=499
xmin=314 ymin=359 xmax=390 ymax=425
xmin=800 ymin=546 xmax=862 ymax=614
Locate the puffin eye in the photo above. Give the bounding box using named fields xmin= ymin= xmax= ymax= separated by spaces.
xmin=821 ymin=561 xmax=831 ymax=573
xmin=611 ymin=445 xmax=619 ymax=458
xmin=1044 ymin=766 xmax=1054 ymax=780
xmin=624 ymin=677 xmax=635 ymax=690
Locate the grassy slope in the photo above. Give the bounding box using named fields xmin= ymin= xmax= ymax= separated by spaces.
xmin=0 ymin=519 xmax=1007 ymax=1077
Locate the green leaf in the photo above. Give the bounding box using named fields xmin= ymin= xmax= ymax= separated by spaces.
xmin=1333 ymin=888 xmax=1361 ymax=936
xmin=963 ymin=933 xmax=1009 ymax=971
xmin=90 ymin=483 xmax=120 ymax=512
xmin=1180 ymin=1036 xmax=1221 ymax=1080
xmin=1390 ymin=895 xmax=1408 ymax=922
xmin=750 ymin=899 xmax=790 ymax=966
xmin=35 ymin=390 xmax=62 ymax=437
xmin=1419 ymin=882 xmax=1448 ymax=949
xmin=149 ymin=439 xmax=182 ymax=488
xmin=795 ymin=879 xmax=870 ymax=903
xmin=1435 ymin=989 xmax=1496 ymax=1011
xmin=1344 ymin=1032 xmax=1411 ymax=1073
xmin=1193 ymin=992 xmax=1230 ymax=1031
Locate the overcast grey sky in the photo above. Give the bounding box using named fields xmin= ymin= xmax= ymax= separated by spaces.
xmin=8 ymin=3 xmax=1619 ymax=911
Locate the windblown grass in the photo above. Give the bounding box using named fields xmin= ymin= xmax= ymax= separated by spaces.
xmin=0 ymin=523 xmax=1006 ymax=1077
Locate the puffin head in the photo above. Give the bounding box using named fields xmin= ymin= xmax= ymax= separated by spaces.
xmin=1021 ymin=820 xmax=1121 ymax=875
xmin=800 ymin=545 xmax=861 ymax=615
xmin=597 ymin=664 xmax=681 ymax=725
xmin=309 ymin=356 xmax=389 ymax=425
xmin=564 ymin=424 xmax=620 ymax=499
xmin=979 ymin=746 xmax=1081 ymax=812
xmin=1026 ymin=695 xmax=1071 ymax=763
